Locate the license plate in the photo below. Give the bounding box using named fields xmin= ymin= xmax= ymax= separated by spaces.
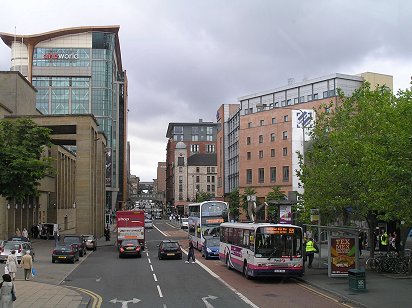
xmin=58 ymin=256 xmax=66 ymax=259
xmin=274 ymin=269 xmax=285 ymax=273
xmin=126 ymin=247 xmax=134 ymax=250
xmin=167 ymin=253 xmax=175 ymax=256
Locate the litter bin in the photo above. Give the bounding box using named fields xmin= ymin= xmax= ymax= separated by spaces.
xmin=348 ymin=269 xmax=366 ymax=291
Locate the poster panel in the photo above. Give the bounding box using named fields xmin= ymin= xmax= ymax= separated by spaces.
xmin=330 ymin=237 xmax=356 ymax=276
xmin=279 ymin=205 xmax=292 ymax=223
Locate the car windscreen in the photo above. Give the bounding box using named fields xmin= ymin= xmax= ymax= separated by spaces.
xmin=55 ymin=245 xmax=72 ymax=251
xmin=4 ymin=243 xmax=21 ymax=250
xmin=122 ymin=240 xmax=139 ymax=246
xmin=63 ymin=237 xmax=80 ymax=243
xmin=206 ymin=238 xmax=220 ymax=247
xmin=162 ymin=242 xmax=179 ymax=249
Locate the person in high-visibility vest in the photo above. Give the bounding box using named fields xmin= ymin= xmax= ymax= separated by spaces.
xmin=380 ymin=230 xmax=388 ymax=251
xmin=305 ymin=238 xmax=318 ymax=268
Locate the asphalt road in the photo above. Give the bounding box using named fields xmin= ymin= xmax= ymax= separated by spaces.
xmin=24 ymin=220 xmax=352 ymax=308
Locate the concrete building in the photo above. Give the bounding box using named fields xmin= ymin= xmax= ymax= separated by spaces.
xmin=156 ymin=162 xmax=166 ymax=206
xmin=0 ymin=71 xmax=106 ymax=238
xmin=217 ymin=72 xmax=393 ymax=218
xmin=165 ymin=120 xmax=218 ymax=214
xmin=0 ymin=25 xmax=128 ymax=215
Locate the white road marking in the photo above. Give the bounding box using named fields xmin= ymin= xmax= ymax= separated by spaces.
xmin=148 ymin=258 xmax=151 ymax=264
xmin=154 ymin=225 xmax=168 ymax=236
xmin=146 ymin=252 xmax=149 ymax=257
xmin=153 ymin=273 xmax=158 ymax=282
xmin=150 ymin=265 xmax=154 ymax=272
xmin=180 ymin=248 xmax=258 ymax=308
xmin=157 ymin=285 xmax=163 ymax=298
xmin=202 ymin=295 xmax=218 ymax=308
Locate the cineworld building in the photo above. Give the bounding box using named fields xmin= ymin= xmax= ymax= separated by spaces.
xmin=0 ymin=26 xmax=128 ymax=215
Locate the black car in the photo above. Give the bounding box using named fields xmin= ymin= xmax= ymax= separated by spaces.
xmin=61 ymin=235 xmax=86 ymax=257
xmin=52 ymin=244 xmax=79 ymax=263
xmin=158 ymin=240 xmax=182 ymax=260
xmin=118 ymin=239 xmax=142 ymax=258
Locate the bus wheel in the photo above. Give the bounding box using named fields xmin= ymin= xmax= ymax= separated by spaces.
xmin=226 ymin=254 xmax=231 ymax=270
xmin=243 ymin=262 xmax=251 ymax=280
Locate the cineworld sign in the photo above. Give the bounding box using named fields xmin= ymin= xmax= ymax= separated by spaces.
xmin=43 ymin=53 xmax=79 ymax=60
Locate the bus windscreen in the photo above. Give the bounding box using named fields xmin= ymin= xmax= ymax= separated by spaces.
xmin=255 ymin=227 xmax=303 ymax=258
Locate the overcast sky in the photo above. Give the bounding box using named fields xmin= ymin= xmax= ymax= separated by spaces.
xmin=1 ymin=0 xmax=411 ymax=181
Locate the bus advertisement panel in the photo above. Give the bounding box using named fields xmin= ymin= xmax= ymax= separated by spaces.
xmin=188 ymin=201 xmax=228 ymax=251
xmin=219 ymin=223 xmax=304 ymax=279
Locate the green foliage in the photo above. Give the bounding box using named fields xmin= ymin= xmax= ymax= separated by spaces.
xmin=0 ymin=118 xmax=53 ymax=203
xmin=228 ymin=188 xmax=240 ymax=220
xmin=298 ymin=84 xmax=412 ymax=225
xmin=265 ymin=186 xmax=286 ymax=217
xmin=196 ymin=191 xmax=214 ymax=202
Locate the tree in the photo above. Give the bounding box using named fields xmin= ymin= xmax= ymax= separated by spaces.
xmin=297 ymin=84 xmax=412 ymax=255
xmin=265 ymin=186 xmax=287 ymax=220
xmin=0 ymin=118 xmax=53 ymax=204
xmin=196 ymin=191 xmax=214 ymax=202
xmin=228 ymin=188 xmax=240 ymax=221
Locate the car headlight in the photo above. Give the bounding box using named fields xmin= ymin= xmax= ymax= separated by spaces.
xmin=206 ymin=248 xmax=212 ymax=253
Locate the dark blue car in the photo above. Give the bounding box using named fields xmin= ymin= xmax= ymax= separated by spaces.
xmin=202 ymin=237 xmax=220 ymax=259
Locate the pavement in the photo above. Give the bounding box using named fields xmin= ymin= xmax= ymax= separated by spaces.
xmin=6 ymin=222 xmax=412 ymax=308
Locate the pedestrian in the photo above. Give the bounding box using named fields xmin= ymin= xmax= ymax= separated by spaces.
xmin=31 ymin=225 xmax=38 ymax=239
xmin=15 ymin=229 xmax=21 ymax=237
xmin=380 ymin=230 xmax=388 ymax=251
xmin=305 ymin=237 xmax=318 ymax=268
xmin=53 ymin=230 xmax=59 ymax=246
xmin=169 ymin=215 xmax=172 ymax=223
xmin=389 ymin=232 xmax=397 ymax=252
xmin=358 ymin=232 xmax=364 ymax=256
xmin=0 ymin=274 xmax=15 ymax=307
xmin=22 ymin=228 xmax=28 ymax=239
xmin=6 ymin=251 xmax=18 ymax=281
xmin=186 ymin=241 xmax=196 ymax=263
xmin=21 ymin=251 xmax=33 ymax=281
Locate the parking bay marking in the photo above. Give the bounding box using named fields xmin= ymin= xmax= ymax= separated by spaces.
xmin=202 ymin=295 xmax=218 ymax=308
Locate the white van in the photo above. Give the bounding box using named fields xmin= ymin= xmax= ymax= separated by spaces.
xmin=40 ymin=223 xmax=59 ymax=239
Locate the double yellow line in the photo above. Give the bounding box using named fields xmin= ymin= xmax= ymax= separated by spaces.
xmin=66 ymin=286 xmax=102 ymax=307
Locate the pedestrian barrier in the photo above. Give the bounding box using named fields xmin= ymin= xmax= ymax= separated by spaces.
xmin=348 ymin=269 xmax=366 ymax=292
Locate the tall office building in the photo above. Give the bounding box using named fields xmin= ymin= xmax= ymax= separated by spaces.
xmin=0 ymin=26 xmax=128 ymax=214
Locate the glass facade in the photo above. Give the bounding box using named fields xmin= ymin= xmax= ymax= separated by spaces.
xmin=32 ymin=32 xmax=122 ymax=190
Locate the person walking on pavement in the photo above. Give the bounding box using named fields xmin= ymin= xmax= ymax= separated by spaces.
xmin=186 ymin=241 xmax=196 ymax=263
xmin=380 ymin=230 xmax=388 ymax=251
xmin=53 ymin=230 xmax=59 ymax=246
xmin=305 ymin=237 xmax=318 ymax=268
xmin=0 ymin=274 xmax=15 ymax=307
xmin=6 ymin=251 xmax=18 ymax=281
xmin=21 ymin=251 xmax=33 ymax=281
xmin=22 ymin=228 xmax=28 ymax=240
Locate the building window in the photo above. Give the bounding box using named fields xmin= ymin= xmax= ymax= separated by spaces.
xmin=271 ymin=133 xmax=275 ymax=141
xmin=178 ymin=157 xmax=184 ymax=166
xmin=212 ymin=185 xmax=215 ymax=192
xmin=271 ymin=149 xmax=275 ymax=157
xmin=249 ymin=108 xmax=253 ymax=114
xmin=246 ymin=169 xmax=252 ymax=184
xmin=283 ymin=147 xmax=288 ymax=156
xmin=196 ymin=176 xmax=200 ymax=183
xmin=173 ymin=135 xmax=183 ymax=141
xmin=207 ymin=176 xmax=211 ymax=183
xmin=259 ymin=150 xmax=263 ymax=159
xmin=179 ymin=184 xmax=183 ymax=192
xmin=271 ymin=117 xmax=276 ymax=124
xmin=323 ymin=91 xmax=328 ymax=98
xmin=211 ymin=167 xmax=215 ymax=173
xmin=283 ymin=166 xmax=289 ymax=182
xmin=287 ymin=99 xmax=292 ymax=106
xmin=248 ymin=122 xmax=252 ymax=128
xmin=283 ymin=115 xmax=289 ymax=122
xmin=329 ymin=89 xmax=335 ymax=96
xmin=207 ymin=185 xmax=211 ymax=192
xmin=174 ymin=126 xmax=183 ymax=134
xmin=313 ymin=93 xmax=318 ymax=99
xmin=207 ymin=144 xmax=215 ymax=152
xmin=196 ymin=167 xmax=200 ymax=173
xmin=275 ymin=102 xmax=279 ymax=108
xmin=247 ymin=137 xmax=251 ymax=145
xmin=307 ymin=94 xmax=312 ymax=101
xmin=206 ymin=135 xmax=213 ymax=141
xmin=259 ymin=135 xmax=263 ymax=143
xmin=247 ymin=152 xmax=251 ymax=160
xmin=270 ymin=167 xmax=276 ymax=182
xmin=191 ymin=144 xmax=199 ymax=152
xmin=206 ymin=127 xmax=213 ymax=134
xmin=281 ymin=100 xmax=286 ymax=107
xmin=192 ymin=135 xmax=199 ymax=141
xmin=283 ymin=131 xmax=288 ymax=140
xmin=258 ymin=168 xmax=265 ymax=183
xmin=211 ymin=176 xmax=215 ymax=182
xmin=260 ymin=119 xmax=264 ymax=126
xmin=192 ymin=126 xmax=199 ymax=134
xmin=179 ymin=167 xmax=183 ymax=173
xmin=300 ymin=96 xmax=305 ymax=103
xmin=179 ymin=176 xmax=183 ymax=184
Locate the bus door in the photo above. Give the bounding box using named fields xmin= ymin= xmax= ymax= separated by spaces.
xmin=242 ymin=229 xmax=254 ymax=264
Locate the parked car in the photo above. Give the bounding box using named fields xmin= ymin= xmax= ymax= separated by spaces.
xmin=181 ymin=218 xmax=188 ymax=229
xmin=202 ymin=236 xmax=220 ymax=259
xmin=7 ymin=236 xmax=30 ymax=243
xmin=145 ymin=219 xmax=153 ymax=229
xmin=118 ymin=239 xmax=142 ymax=258
xmin=52 ymin=244 xmax=79 ymax=263
xmin=61 ymin=235 xmax=86 ymax=257
xmin=82 ymin=235 xmax=97 ymax=251
xmin=158 ymin=240 xmax=182 ymax=260
xmin=0 ymin=241 xmax=35 ymax=263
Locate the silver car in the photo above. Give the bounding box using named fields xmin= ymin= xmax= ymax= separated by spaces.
xmin=0 ymin=241 xmax=35 ymax=263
